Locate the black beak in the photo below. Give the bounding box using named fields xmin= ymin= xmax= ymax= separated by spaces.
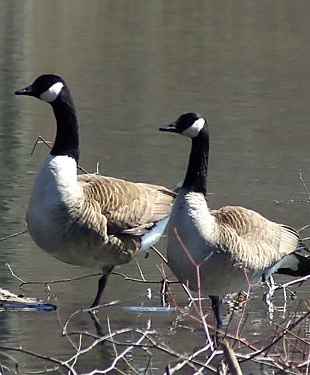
xmin=14 ymin=84 xmax=34 ymax=96
xmin=159 ymin=122 xmax=178 ymax=132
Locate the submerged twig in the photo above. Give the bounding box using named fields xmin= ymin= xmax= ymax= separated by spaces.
xmin=0 ymin=229 xmax=28 ymax=242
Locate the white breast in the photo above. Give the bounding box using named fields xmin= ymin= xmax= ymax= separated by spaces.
xmin=26 ymin=155 xmax=84 ymax=260
xmin=166 ymin=191 xmax=263 ymax=295
xmin=167 ymin=191 xmax=216 ymax=266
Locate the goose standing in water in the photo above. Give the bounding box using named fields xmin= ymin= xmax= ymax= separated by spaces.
xmin=15 ymin=74 xmax=176 ymax=310
xmin=160 ymin=112 xmax=310 ymax=326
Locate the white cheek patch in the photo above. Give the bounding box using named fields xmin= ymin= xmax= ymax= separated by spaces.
xmin=39 ymin=82 xmax=64 ymax=103
xmin=181 ymin=117 xmax=205 ymax=138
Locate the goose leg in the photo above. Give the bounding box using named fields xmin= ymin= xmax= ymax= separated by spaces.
xmin=210 ymin=295 xmax=222 ymax=327
xmin=90 ymin=267 xmax=114 ymax=310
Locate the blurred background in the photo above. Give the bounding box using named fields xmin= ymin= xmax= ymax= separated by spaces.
xmin=0 ymin=1 xmax=309 ymax=373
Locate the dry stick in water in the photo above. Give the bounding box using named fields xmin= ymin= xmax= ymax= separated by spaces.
xmin=154 ymin=265 xmax=220 ymax=372
xmin=106 ymin=317 xmax=140 ymax=374
xmin=0 ymin=344 xmax=78 ymax=375
xmin=75 ymin=325 xmax=216 ymax=373
xmin=241 ymin=307 xmax=310 ymax=363
xmin=275 ymin=301 xmax=310 ymax=370
xmin=81 ymin=328 xmax=150 ymax=375
xmin=59 ymin=295 xmax=309 ymax=374
xmin=222 ymin=340 xmax=243 ymax=375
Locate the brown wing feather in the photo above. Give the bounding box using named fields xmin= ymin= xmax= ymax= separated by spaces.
xmin=78 ymin=174 xmax=176 ymax=234
xmin=212 ymin=205 xmax=299 ymax=270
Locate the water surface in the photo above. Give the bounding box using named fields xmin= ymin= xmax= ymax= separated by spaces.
xmin=0 ymin=1 xmax=309 ymax=373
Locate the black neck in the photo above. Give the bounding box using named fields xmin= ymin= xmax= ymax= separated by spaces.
xmin=50 ymin=90 xmax=79 ymax=163
xmin=182 ymin=126 xmax=209 ymax=196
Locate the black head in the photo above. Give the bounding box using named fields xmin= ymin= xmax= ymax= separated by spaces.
xmin=14 ymin=74 xmax=66 ymax=103
xmin=159 ymin=112 xmax=206 ymax=138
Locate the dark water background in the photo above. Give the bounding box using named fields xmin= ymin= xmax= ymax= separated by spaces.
xmin=0 ymin=1 xmax=309 ymax=373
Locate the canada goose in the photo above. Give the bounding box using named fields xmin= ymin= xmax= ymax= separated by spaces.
xmin=160 ymin=112 xmax=310 ymax=326
xmin=15 ymin=74 xmax=176 ymax=310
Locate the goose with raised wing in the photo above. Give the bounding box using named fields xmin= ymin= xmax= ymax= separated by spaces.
xmin=160 ymin=112 xmax=310 ymax=326
xmin=15 ymin=74 xmax=176 ymax=309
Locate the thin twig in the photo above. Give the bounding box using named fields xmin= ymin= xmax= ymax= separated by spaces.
xmin=0 ymin=345 xmax=77 ymax=375
xmin=111 ymin=271 xmax=169 ymax=284
xmin=133 ymin=258 xmax=146 ymax=281
xmin=299 ymin=173 xmax=310 ymax=201
xmin=272 ymin=275 xmax=310 ymax=291
xmin=6 ymin=263 xmax=102 ymax=289
xmin=151 ymin=245 xmax=168 ymax=263
xmin=0 ymin=229 xmax=28 ymax=242
xmin=240 ymin=310 xmax=310 ymax=363
xmin=222 ymin=340 xmax=243 ymax=375
xmin=30 ymin=135 xmax=88 ymax=174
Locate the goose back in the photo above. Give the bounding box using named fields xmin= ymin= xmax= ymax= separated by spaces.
xmin=79 ymin=174 xmax=176 ymax=232
xmin=212 ymin=205 xmax=299 ymax=270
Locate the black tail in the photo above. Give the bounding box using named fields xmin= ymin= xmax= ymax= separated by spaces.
xmin=276 ymin=252 xmax=310 ymax=277
xmin=297 ymin=239 xmax=309 ymax=253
